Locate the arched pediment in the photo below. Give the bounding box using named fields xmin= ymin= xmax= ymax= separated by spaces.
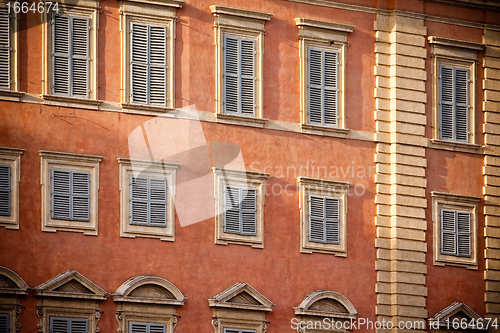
xmin=208 ymin=282 xmax=274 ymax=312
xmin=0 ymin=267 xmax=28 ymax=295
xmin=294 ymin=290 xmax=357 ymax=319
xmin=113 ymin=276 xmax=185 ymax=306
xmin=34 ymin=270 xmax=107 ymax=300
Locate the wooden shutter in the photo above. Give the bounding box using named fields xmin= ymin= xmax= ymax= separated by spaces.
xmin=441 ymin=209 xmax=456 ymax=255
xmin=440 ymin=66 xmax=454 ymax=140
xmin=71 ymin=16 xmax=90 ymax=98
xmin=440 ymin=65 xmax=469 ymax=141
xmin=241 ymin=188 xmax=257 ymax=235
xmin=223 ymin=186 xmax=257 ymax=235
xmin=0 ymin=7 xmax=10 ymax=90
xmin=0 ymin=165 xmax=10 ymax=216
xmin=309 ymin=195 xmax=325 ymax=243
xmin=457 ymin=211 xmax=472 ymax=257
xmin=148 ymin=25 xmax=167 ymax=106
xmin=53 ymin=14 xmax=71 ymax=95
xmin=52 ymin=170 xmax=71 ymax=220
xmin=0 ymin=314 xmax=9 ymax=333
xmin=71 ymin=172 xmax=90 ymax=221
xmin=52 ymin=170 xmax=90 ymax=221
xmin=130 ymin=177 xmax=167 ymax=227
xmin=224 ymin=36 xmax=239 ymax=114
xmin=50 ymin=317 xmax=88 ymax=333
xmin=240 ymin=39 xmax=255 ymax=116
xmin=224 ymin=186 xmax=241 ymax=234
xmin=70 ymin=319 xmax=88 ymax=333
xmin=308 ymin=48 xmax=322 ymax=124
xmin=131 ymin=23 xmax=148 ymax=104
xmin=323 ymin=51 xmax=338 ymax=126
xmin=130 ymin=322 xmax=165 ymax=333
xmin=325 ymin=197 xmax=340 ymax=244
xmin=454 ymin=68 xmax=469 ymax=141
xmin=148 ymin=324 xmax=166 ymax=333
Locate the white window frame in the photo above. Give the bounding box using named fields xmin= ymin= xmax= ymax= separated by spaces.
xmin=119 ymin=0 xmax=183 ymax=113
xmin=118 ymin=158 xmax=179 ymax=242
xmin=40 ymin=150 xmax=103 ymax=235
xmin=0 ymin=147 xmax=23 ymax=229
xmin=41 ymin=0 xmax=100 ymax=108
xmin=0 ymin=1 xmax=22 ymax=102
xmin=431 ymin=191 xmax=480 ymax=269
xmin=298 ymin=177 xmax=350 ymax=256
xmin=214 ymin=168 xmax=269 ymax=248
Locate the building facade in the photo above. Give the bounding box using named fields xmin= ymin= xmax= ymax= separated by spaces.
xmin=0 ymin=0 xmax=500 ymax=332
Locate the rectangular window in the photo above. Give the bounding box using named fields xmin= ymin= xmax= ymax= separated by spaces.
xmin=309 ymin=195 xmax=340 ymax=244
xmin=224 ymin=35 xmax=256 ymax=116
xmin=441 ymin=209 xmax=472 ymax=257
xmin=0 ymin=165 xmax=11 ymax=216
xmin=224 ymin=186 xmax=257 ymax=236
xmin=308 ymin=48 xmax=338 ymax=126
xmin=130 ymin=23 xmax=167 ymax=106
xmin=0 ymin=7 xmax=11 ymax=90
xmin=51 ymin=169 xmax=90 ymax=222
xmin=130 ymin=322 xmax=165 ymax=333
xmin=0 ymin=314 xmax=9 ymax=333
xmin=52 ymin=14 xmax=90 ymax=98
xmin=130 ymin=176 xmax=167 ymax=227
xmin=50 ymin=317 xmax=88 ymax=333
xmin=440 ymin=65 xmax=469 ymax=142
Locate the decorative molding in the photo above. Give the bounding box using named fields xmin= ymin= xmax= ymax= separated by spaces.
xmin=34 ymin=270 xmax=107 ymax=300
xmin=215 ymin=113 xmax=269 ymax=129
xmin=428 ymin=36 xmax=484 ymax=51
xmin=0 ymin=148 xmax=24 ymax=229
xmin=0 ymin=267 xmax=29 ymax=295
xmin=119 ymin=0 xmax=184 ymax=9
xmin=299 ymin=124 xmax=350 ymax=138
xmin=295 ymin=18 xmax=354 ymax=43
xmin=293 ymin=290 xmax=357 ymax=319
xmin=0 ymin=91 xmax=24 ymax=102
xmin=119 ymin=103 xmax=175 ymax=114
xmin=208 ymin=282 xmax=274 ymax=312
xmin=428 ymin=139 xmax=482 ymax=153
xmin=424 ymin=0 xmax=500 ymax=12
xmin=113 ymin=276 xmax=186 ymax=305
xmin=209 ymin=5 xmax=273 ymax=23
xmin=41 ymin=95 xmax=103 ymax=110
xmin=429 ymin=302 xmax=487 ymax=329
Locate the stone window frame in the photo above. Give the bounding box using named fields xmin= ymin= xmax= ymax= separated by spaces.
xmin=0 ymin=267 xmax=29 ymax=333
xmin=295 ymin=18 xmax=354 ymax=137
xmin=213 ymin=167 xmax=270 ymax=249
xmin=431 ymin=191 xmax=481 ymax=269
xmin=209 ymin=282 xmax=274 ymax=333
xmin=34 ymin=270 xmax=107 ymax=333
xmin=211 ymin=5 xmax=273 ymax=129
xmin=428 ymin=36 xmax=483 ymax=150
xmin=0 ymin=0 xmax=22 ymax=102
xmin=119 ymin=0 xmax=183 ymax=114
xmin=298 ymin=177 xmax=350 ymax=256
xmin=113 ymin=276 xmax=186 ymax=333
xmin=293 ymin=290 xmax=357 ymax=333
xmin=41 ymin=0 xmax=101 ymax=109
xmin=118 ymin=158 xmax=180 ymax=242
xmin=0 ymin=147 xmax=24 ymax=230
xmin=39 ymin=150 xmax=103 ymax=236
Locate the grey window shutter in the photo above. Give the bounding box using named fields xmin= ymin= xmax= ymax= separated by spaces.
xmin=148 ymin=25 xmax=167 ymax=106
xmin=0 ymin=6 xmax=10 ymax=90
xmin=148 ymin=178 xmax=167 ymax=226
xmin=71 ymin=172 xmax=90 ymax=221
xmin=224 ymin=185 xmax=241 ymax=234
xmin=52 ymin=170 xmax=71 ymax=220
xmin=0 ymin=313 xmax=9 ymax=333
xmin=323 ymin=50 xmax=338 ymax=126
xmin=240 ymin=39 xmax=256 ymax=116
xmin=309 ymin=195 xmax=325 ymax=243
xmin=130 ymin=322 xmax=165 ymax=333
xmin=52 ymin=170 xmax=90 ymax=221
xmin=131 ymin=23 xmax=148 ymax=104
xmin=51 ymin=317 xmax=88 ymax=333
xmin=241 ymin=188 xmax=257 ymax=235
xmin=53 ymin=15 xmax=71 ymax=96
xmin=224 ymin=36 xmax=239 ymax=114
xmin=131 ymin=177 xmax=148 ymax=225
xmin=70 ymin=319 xmax=88 ymax=333
xmin=130 ymin=177 xmax=167 ymax=227
xmin=148 ymin=324 xmax=166 ymax=333
xmin=454 ymin=68 xmax=469 ymax=141
xmin=308 ymin=49 xmax=322 ymax=124
xmin=457 ymin=211 xmax=472 ymax=257
xmin=0 ymin=165 xmax=11 ymax=216
xmin=441 ymin=209 xmax=456 ymax=255
xmin=325 ymin=197 xmax=340 ymax=244
xmin=71 ymin=16 xmax=90 ymax=98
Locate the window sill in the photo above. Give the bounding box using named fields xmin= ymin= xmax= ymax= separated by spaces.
xmin=429 ymin=139 xmax=482 ymax=153
xmin=0 ymin=90 xmax=25 ymax=102
xmin=433 ymin=258 xmax=478 ymax=270
xmin=120 ymin=103 xmax=174 ymax=115
xmin=301 ymin=245 xmax=347 ymax=257
xmin=215 ymin=113 xmax=268 ymax=128
xmin=299 ymin=123 xmax=350 ymax=138
xmin=216 ymin=233 xmax=264 ymax=248
xmin=41 ymin=94 xmax=103 ymax=110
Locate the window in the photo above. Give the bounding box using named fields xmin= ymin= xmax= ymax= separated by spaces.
xmin=429 ymin=36 xmax=483 ymax=147
xmin=298 ymin=177 xmax=349 ymax=256
xmin=0 ymin=3 xmax=21 ymax=101
xmin=0 ymin=267 xmax=28 ymax=333
xmin=432 ymin=191 xmax=480 ymax=269
xmin=0 ymin=147 xmax=24 ymax=230
xmin=118 ymin=158 xmax=178 ymax=241
xmin=214 ymin=168 xmax=269 ymax=248
xmin=35 ymin=270 xmax=106 ymax=333
xmin=209 ymin=282 xmax=274 ymax=333
xmin=119 ymin=0 xmax=183 ymax=113
xmin=40 ymin=151 xmax=103 ymax=235
xmin=295 ymin=18 xmax=354 ymax=135
xmin=211 ymin=5 xmax=272 ymax=127
xmin=0 ymin=314 xmax=8 ymax=333
xmin=41 ymin=0 xmax=99 ymax=107
xmin=114 ymin=276 xmax=185 ymax=333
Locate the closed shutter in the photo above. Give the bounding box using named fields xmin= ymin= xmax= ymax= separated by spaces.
xmin=131 ymin=23 xmax=167 ymax=105
xmin=0 ymin=6 xmax=10 ymax=90
xmin=223 ymin=186 xmax=257 ymax=235
xmin=70 ymin=319 xmax=88 ymax=333
xmin=241 ymin=188 xmax=257 ymax=235
xmin=439 ymin=65 xmax=469 ymax=141
xmin=50 ymin=317 xmax=88 ymax=333
xmin=308 ymin=48 xmax=338 ymax=126
xmin=0 ymin=314 xmax=9 ymax=333
xmin=454 ymin=68 xmax=469 ymax=141
xmin=53 ymin=15 xmax=71 ymax=96
xmin=441 ymin=209 xmax=472 ymax=257
xmin=441 ymin=209 xmax=456 ymax=255
xmin=223 ymin=35 xmax=256 ymax=115
xmin=223 ymin=329 xmax=256 ymax=333
xmin=130 ymin=322 xmax=165 ymax=333
xmin=309 ymin=195 xmax=340 ymax=244
xmin=224 ymin=186 xmax=241 ymax=234
xmin=130 ymin=177 xmax=167 ymax=227
xmin=0 ymin=165 xmax=10 ymax=216
xmin=457 ymin=211 xmax=471 ymax=257
xmin=71 ymin=16 xmax=90 ymax=98
xmin=52 ymin=170 xmax=90 ymax=221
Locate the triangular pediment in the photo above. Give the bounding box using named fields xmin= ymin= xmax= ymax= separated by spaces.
xmin=0 ymin=267 xmax=29 ymax=295
xmin=34 ymin=270 xmax=107 ymax=300
xmin=113 ymin=276 xmax=185 ymax=306
xmin=429 ymin=302 xmax=484 ymax=329
xmin=208 ymin=282 xmax=274 ymax=311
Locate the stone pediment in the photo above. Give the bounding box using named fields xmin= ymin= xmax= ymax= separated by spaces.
xmin=429 ymin=302 xmax=486 ymax=330
xmin=208 ymin=282 xmax=274 ymax=312
xmin=34 ymin=270 xmax=107 ymax=300
xmin=294 ymin=290 xmax=357 ymax=319
xmin=0 ymin=267 xmax=29 ymax=295
xmin=113 ymin=276 xmax=185 ymax=306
